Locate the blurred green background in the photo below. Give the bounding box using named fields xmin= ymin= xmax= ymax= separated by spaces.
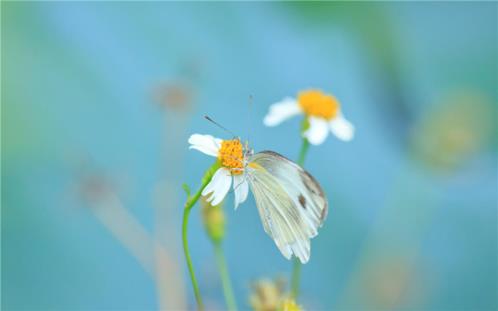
xmin=2 ymin=2 xmax=497 ymax=310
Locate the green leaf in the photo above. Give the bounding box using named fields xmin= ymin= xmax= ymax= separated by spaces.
xmin=182 ymin=183 xmax=191 ymax=197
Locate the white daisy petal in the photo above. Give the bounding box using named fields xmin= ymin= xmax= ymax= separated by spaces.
xmin=263 ymin=97 xmax=302 ymax=127
xmin=233 ymin=174 xmax=249 ymax=209
xmin=202 ymin=169 xmax=226 ymax=200
xmin=202 ymin=167 xmax=232 ymax=206
xmin=188 ymin=134 xmax=222 ymax=157
xmin=329 ymin=114 xmax=354 ymax=141
xmin=303 ymin=117 xmax=329 ymax=145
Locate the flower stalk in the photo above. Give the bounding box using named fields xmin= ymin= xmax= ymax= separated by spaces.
xmin=213 ymin=241 xmax=238 ymax=311
xmin=297 ymin=138 xmax=310 ymax=167
xmin=182 ymin=161 xmax=220 ymax=311
xmin=201 ymin=196 xmax=238 ymax=311
xmin=291 ymin=121 xmax=311 ymax=299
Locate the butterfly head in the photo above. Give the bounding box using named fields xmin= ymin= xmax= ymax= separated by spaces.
xmin=244 ymin=140 xmax=254 ymax=158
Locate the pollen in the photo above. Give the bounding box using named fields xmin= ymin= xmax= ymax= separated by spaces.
xmin=218 ymin=139 xmax=244 ymax=175
xmin=298 ymin=89 xmax=339 ymax=120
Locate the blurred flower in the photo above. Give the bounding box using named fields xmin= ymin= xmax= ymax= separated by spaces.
xmin=410 ymin=91 xmax=494 ymax=171
xmin=200 ymin=196 xmax=226 ymax=243
xmin=152 ymin=56 xmax=206 ymax=113
xmin=77 ymin=172 xmax=114 ymax=205
xmin=280 ymin=298 xmax=302 ymax=311
xmin=70 ymin=163 xmax=185 ymax=306
xmin=359 ymin=256 xmax=422 ymax=310
xmin=153 ymin=81 xmax=193 ymax=111
xmin=188 ymin=134 xmax=249 ymax=207
xmin=264 ymin=89 xmax=354 ymax=145
xmin=249 ymin=278 xmax=286 ymax=311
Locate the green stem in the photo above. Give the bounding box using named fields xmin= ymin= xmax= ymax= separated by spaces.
xmin=291 ymin=137 xmax=310 ymax=299
xmin=213 ymin=242 xmax=238 ymax=311
xmin=182 ymin=162 xmax=220 ymax=311
xmin=297 ymin=138 xmax=310 ymax=167
xmin=290 ymin=259 xmax=302 ymax=299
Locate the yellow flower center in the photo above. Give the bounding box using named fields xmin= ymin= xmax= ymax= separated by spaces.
xmin=298 ymin=89 xmax=339 ymax=120
xmin=218 ymin=139 xmax=244 ymax=175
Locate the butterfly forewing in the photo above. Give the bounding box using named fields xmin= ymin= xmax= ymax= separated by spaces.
xmin=246 ymin=151 xmax=328 ymax=263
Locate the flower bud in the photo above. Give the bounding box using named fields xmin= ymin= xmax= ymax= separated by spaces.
xmin=201 ymin=196 xmax=225 ymax=243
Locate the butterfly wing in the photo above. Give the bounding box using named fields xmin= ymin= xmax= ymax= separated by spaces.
xmin=246 ymin=151 xmax=328 ymax=263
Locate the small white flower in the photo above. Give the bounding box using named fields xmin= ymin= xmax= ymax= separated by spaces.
xmin=188 ymin=134 xmax=249 ymax=208
xmin=264 ymin=89 xmax=354 ymax=145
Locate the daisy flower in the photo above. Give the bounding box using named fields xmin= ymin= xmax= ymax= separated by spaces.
xmin=188 ymin=134 xmax=249 ymax=208
xmin=264 ymin=89 xmax=354 ymax=145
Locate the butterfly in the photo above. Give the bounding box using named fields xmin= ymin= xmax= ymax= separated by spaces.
xmin=189 ymin=133 xmax=328 ymax=263
xmin=244 ymin=149 xmax=328 ymax=263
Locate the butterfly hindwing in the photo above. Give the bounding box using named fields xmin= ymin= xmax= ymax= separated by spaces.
xmin=246 ymin=151 xmax=328 ymax=263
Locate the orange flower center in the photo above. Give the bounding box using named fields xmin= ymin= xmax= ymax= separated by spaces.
xmin=218 ymin=139 xmax=244 ymax=175
xmin=298 ymin=89 xmax=339 ymax=120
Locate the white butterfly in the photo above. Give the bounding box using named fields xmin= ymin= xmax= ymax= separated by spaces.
xmin=189 ymin=134 xmax=328 ymax=263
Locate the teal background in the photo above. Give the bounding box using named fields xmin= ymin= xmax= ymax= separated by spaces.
xmin=2 ymin=2 xmax=497 ymax=310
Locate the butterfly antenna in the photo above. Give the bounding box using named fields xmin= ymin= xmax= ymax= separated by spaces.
xmin=248 ymin=95 xmax=253 ymax=142
xmin=204 ymin=115 xmax=238 ymax=138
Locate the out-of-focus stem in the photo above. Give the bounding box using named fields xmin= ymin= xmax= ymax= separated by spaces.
xmin=213 ymin=242 xmax=238 ymax=311
xmin=290 ymin=258 xmax=302 ymax=299
xmin=92 ymin=193 xmax=156 ymax=276
xmin=153 ymin=181 xmax=187 ymax=310
xmin=291 ymin=136 xmax=310 ymax=299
